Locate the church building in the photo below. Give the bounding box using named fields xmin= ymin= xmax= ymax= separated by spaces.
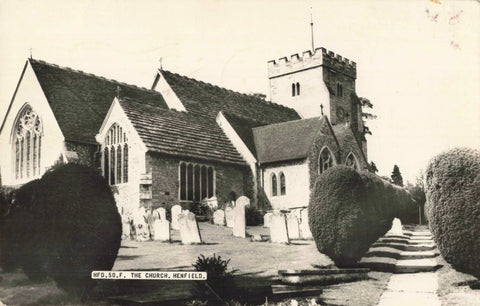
xmin=0 ymin=47 xmax=369 ymax=221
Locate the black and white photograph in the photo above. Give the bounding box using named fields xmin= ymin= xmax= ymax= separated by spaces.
xmin=0 ymin=0 xmax=479 ymax=305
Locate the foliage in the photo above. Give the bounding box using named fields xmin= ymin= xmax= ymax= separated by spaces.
xmin=245 ymin=205 xmax=263 ymax=226
xmin=192 ymin=253 xmax=237 ymax=300
xmin=425 ymin=147 xmax=480 ymax=277
xmin=0 ymin=163 xmax=122 ymax=297
xmin=309 ymin=166 xmax=416 ymax=267
xmin=368 ymin=161 xmax=378 ymax=173
xmin=390 ymin=165 xmax=404 ymax=186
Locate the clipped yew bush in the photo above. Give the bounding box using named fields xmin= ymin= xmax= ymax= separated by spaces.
xmin=309 ymin=166 xmax=416 ymax=267
xmin=425 ymin=148 xmax=480 ymax=277
xmin=1 ymin=163 xmax=122 ymax=296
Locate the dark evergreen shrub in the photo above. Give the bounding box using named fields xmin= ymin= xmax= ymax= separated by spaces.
xmin=245 ymin=206 xmax=263 ymax=226
xmin=425 ymin=148 xmax=480 ymax=277
xmin=192 ymin=253 xmax=237 ymax=300
xmin=1 ymin=163 xmax=122 ymax=296
xmin=309 ymin=166 xmax=416 ymax=267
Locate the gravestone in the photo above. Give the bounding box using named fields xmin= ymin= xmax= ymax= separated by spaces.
xmin=171 ymin=205 xmax=182 ymax=230
xmin=233 ymin=204 xmax=246 ymax=238
xmin=153 ymin=207 xmax=166 ymax=221
xmin=213 ymin=209 xmax=225 ymax=226
xmin=225 ymin=207 xmax=234 ymax=228
xmin=286 ymin=213 xmax=300 ymax=240
xmin=236 ymin=196 xmax=250 ymax=207
xmin=134 ymin=207 xmax=150 ymax=241
xmin=153 ymin=219 xmax=170 ymax=242
xmin=206 ymin=196 xmax=218 ymax=210
xmin=178 ymin=212 xmax=202 ymax=244
xmin=299 ymin=208 xmax=313 ymax=239
xmin=263 ymin=212 xmax=273 ymax=228
xmin=387 ymin=218 xmax=403 ymax=236
xmin=122 ymin=221 xmax=131 ymax=240
xmin=270 ymin=212 xmax=289 ymax=243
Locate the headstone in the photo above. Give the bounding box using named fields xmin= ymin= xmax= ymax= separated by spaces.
xmin=153 ymin=207 xmax=166 ymax=221
xmin=206 ymin=196 xmax=218 ymax=210
xmin=235 ymin=196 xmax=250 ymax=207
xmin=133 ymin=207 xmax=149 ymax=241
xmin=153 ymin=219 xmax=170 ymax=241
xmin=233 ymin=204 xmax=246 ymax=238
xmin=263 ymin=212 xmax=273 ymax=228
xmin=251 ymin=234 xmax=263 ymax=242
xmin=171 ymin=205 xmax=182 ymax=230
xmin=286 ymin=213 xmax=300 ymax=240
xmin=387 ymin=218 xmax=403 ymax=236
xmin=270 ymin=212 xmax=289 ymax=243
xmin=122 ymin=221 xmax=131 ymax=240
xmin=178 ymin=212 xmax=202 ymax=244
xmin=225 ymin=207 xmax=234 ymax=228
xmin=145 ymin=209 xmax=154 ymax=239
xmin=299 ymin=208 xmax=313 ymax=239
xmin=213 ymin=209 xmax=225 ymax=226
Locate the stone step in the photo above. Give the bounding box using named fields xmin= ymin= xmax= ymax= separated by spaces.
xmin=409 ymin=236 xmax=433 ymax=241
xmin=395 ymin=258 xmax=441 ymax=273
xmin=372 ymin=242 xmax=406 ymax=251
xmin=272 ymin=284 xmax=323 ymax=300
xmin=365 ymin=246 xmax=403 ymax=259
xmin=378 ymin=237 xmax=409 ymax=244
xmin=383 ymin=234 xmax=410 ymax=240
xmin=359 ymin=256 xmax=397 ymax=272
xmin=404 ymin=244 xmax=436 ymax=252
xmin=410 ymin=231 xmax=432 ymax=236
xmin=408 ymin=240 xmax=434 ymax=246
xmin=399 ymin=250 xmax=438 ymax=260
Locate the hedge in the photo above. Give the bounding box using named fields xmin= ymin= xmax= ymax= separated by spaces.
xmin=309 ymin=166 xmax=416 ymax=267
xmin=0 ymin=163 xmax=122 ymax=296
xmin=425 ymin=147 xmax=480 ymax=277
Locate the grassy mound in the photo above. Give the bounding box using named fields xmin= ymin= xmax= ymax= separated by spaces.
xmin=309 ymin=166 xmax=416 ymax=267
xmin=425 ymin=148 xmax=480 ymax=277
xmin=1 ymin=164 xmax=122 ymax=296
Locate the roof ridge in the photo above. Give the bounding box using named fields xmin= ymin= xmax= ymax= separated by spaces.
xmin=29 ymin=58 xmax=161 ymax=95
xmin=162 ymin=69 xmax=298 ymax=112
xmin=252 ymin=115 xmax=324 ymax=131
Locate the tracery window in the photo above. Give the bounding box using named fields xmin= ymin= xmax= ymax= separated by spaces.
xmin=179 ymin=162 xmax=214 ymax=202
xmin=280 ymin=172 xmax=286 ymax=195
xmin=103 ymin=123 xmax=128 ymax=185
xmin=345 ymin=152 xmax=359 ymax=170
xmin=318 ymin=147 xmax=334 ymax=174
xmin=13 ymin=105 xmax=42 ymax=180
xmin=271 ymin=173 xmax=277 ymax=196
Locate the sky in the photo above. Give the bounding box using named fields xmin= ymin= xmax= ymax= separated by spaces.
xmin=0 ymin=0 xmax=479 ymax=183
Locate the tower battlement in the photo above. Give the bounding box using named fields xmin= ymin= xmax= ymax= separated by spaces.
xmin=268 ymin=47 xmax=356 ymax=79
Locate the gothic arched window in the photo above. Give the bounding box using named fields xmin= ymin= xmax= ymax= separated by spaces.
xmin=12 ymin=105 xmax=42 ymax=181
xmin=103 ymin=123 xmax=128 ymax=185
xmin=271 ymin=173 xmax=278 ymax=196
xmin=345 ymin=152 xmax=359 ymax=170
xmin=318 ymin=147 xmax=334 ymax=174
xmin=291 ymin=83 xmax=296 ymax=97
xmin=280 ymin=172 xmax=286 ymax=195
xmin=296 ymin=82 xmax=300 ymax=96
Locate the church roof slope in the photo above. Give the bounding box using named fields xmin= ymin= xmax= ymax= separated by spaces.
xmin=119 ymin=99 xmax=246 ymax=166
xmin=331 ymin=123 xmax=368 ymax=165
xmin=29 ymin=59 xmax=169 ymax=144
xmin=160 ymin=70 xmax=301 ymax=124
xmin=253 ymin=117 xmax=327 ymax=164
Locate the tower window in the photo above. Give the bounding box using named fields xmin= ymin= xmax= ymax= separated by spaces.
xmin=292 ymin=83 xmax=296 ymax=97
xmin=337 ymin=83 xmax=343 ymax=97
xmin=296 ymin=82 xmax=300 ymax=96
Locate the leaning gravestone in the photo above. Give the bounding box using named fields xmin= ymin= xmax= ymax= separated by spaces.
xmin=270 ymin=212 xmax=289 ymax=243
xmin=387 ymin=218 xmax=403 ymax=236
xmin=225 ymin=207 xmax=234 ymax=228
xmin=171 ymin=205 xmax=182 ymax=230
xmin=213 ymin=209 xmax=225 ymax=226
xmin=299 ymin=208 xmax=313 ymax=239
xmin=286 ymin=213 xmax=300 ymax=240
xmin=264 ymin=212 xmax=273 ymax=228
xmin=153 ymin=219 xmax=170 ymax=242
xmin=178 ymin=212 xmax=202 ymax=244
xmin=233 ymin=204 xmax=246 ymax=238
xmin=236 ymin=196 xmax=250 ymax=207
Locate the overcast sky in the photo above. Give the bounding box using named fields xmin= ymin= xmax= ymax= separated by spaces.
xmin=1 ymin=0 xmax=479 ymax=183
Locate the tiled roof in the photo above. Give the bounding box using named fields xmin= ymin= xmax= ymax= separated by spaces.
xmin=160 ymin=70 xmax=301 ymax=123
xmin=332 ymin=124 xmax=368 ymax=164
xmin=253 ymin=117 xmax=328 ymax=164
xmin=119 ymin=99 xmax=246 ymax=166
xmin=29 ymin=59 xmax=169 ymax=143
xmin=222 ymin=112 xmax=268 ymax=157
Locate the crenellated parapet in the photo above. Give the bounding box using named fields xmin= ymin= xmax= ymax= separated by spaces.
xmin=268 ymin=47 xmax=356 ymax=79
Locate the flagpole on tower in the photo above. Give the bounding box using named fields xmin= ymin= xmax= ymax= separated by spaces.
xmin=310 ymin=7 xmax=315 ymax=52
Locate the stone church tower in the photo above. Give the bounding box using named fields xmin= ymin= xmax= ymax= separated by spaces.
xmin=268 ymin=47 xmax=363 ymax=133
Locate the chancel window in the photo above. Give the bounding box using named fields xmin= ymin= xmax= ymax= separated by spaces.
xmin=13 ymin=105 xmax=42 ymax=180
xmin=271 ymin=173 xmax=277 ymax=196
xmin=179 ymin=162 xmax=215 ymax=202
xmin=345 ymin=152 xmax=359 ymax=170
xmin=103 ymin=123 xmax=128 ymax=185
xmin=318 ymin=147 xmax=334 ymax=174
xmin=280 ymin=172 xmax=286 ymax=195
